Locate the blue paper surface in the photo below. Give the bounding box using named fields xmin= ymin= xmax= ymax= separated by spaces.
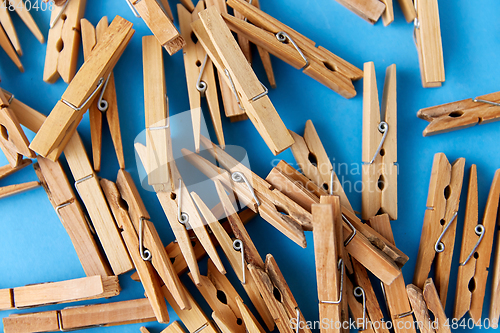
xmin=1 ymin=0 xmax=500 ymax=332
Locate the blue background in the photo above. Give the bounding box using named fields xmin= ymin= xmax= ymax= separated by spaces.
xmin=1 ymin=0 xmax=500 ymax=332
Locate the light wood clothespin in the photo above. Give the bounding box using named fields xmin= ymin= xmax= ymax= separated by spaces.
xmin=192 ymin=6 xmax=294 ymax=155
xmin=134 ymin=130 xmax=226 ymax=286
xmin=362 ymin=62 xmax=397 ymax=220
xmin=0 ymin=89 xmax=35 ymax=166
xmin=312 ymin=197 xmax=347 ymax=333
xmin=44 ymin=0 xmax=87 ymax=83
xmin=407 ymin=279 xmax=451 ymax=333
xmin=189 ymin=259 xmax=245 ymax=333
xmin=0 ymin=21 xmax=23 ymax=71
xmin=33 ymin=157 xmax=112 ymax=277
xmin=413 ymin=0 xmax=445 ymax=88
xmin=333 ymin=0 xmax=386 ymax=25
xmin=454 ymin=166 xmax=499 ymax=321
xmin=31 ymin=16 xmax=135 ymax=160
xmin=290 ymin=119 xmax=353 ymax=212
xmin=204 ymin=0 xmax=247 ymax=122
xmin=345 ymin=275 xmax=373 ymax=333
xmin=231 ymin=0 xmax=276 ymax=88
xmin=413 ymin=153 xmax=465 ymax=307
xmin=192 ymin=185 xmax=275 ymax=330
xmin=417 ymin=91 xmax=500 ymax=136
xmin=116 ymin=169 xmax=190 ymax=310
xmin=81 ymin=17 xmax=125 ymax=171
xmin=183 ymin=135 xmax=312 ymax=247
xmin=249 ymin=254 xmax=311 ymax=333
xmin=178 ymin=1 xmax=224 ymax=153
xmin=4 ymin=89 xmax=130 ymax=276
xmin=101 ymin=178 xmax=169 ymax=323
xmin=2 ymin=298 xmax=156 ymax=332
xmin=0 ymin=276 xmax=119 ymax=311
xmin=162 ymin=283 xmax=220 ymax=333
xmin=126 ymin=0 xmax=185 ymax=55
xmin=369 ymin=214 xmax=416 ymax=333
xmin=223 ymin=0 xmax=363 ymax=98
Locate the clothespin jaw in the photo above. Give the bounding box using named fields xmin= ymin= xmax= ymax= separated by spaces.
xmin=455 ymin=165 xmax=500 ymax=322
xmin=312 ymin=197 xmax=346 ymax=333
xmin=0 ymin=160 xmax=40 ymax=199
xmin=31 ymin=16 xmax=135 ymax=160
xmin=408 ymin=279 xmax=450 ymax=333
xmin=128 ymin=0 xmax=185 ymax=55
xmin=225 ymin=0 xmax=363 ymax=98
xmin=413 ymin=0 xmax=445 ymax=88
xmin=116 ymin=169 xmax=191 ymax=311
xmin=0 ymin=89 xmax=35 ymax=166
xmin=417 ymin=91 xmax=500 ymax=136
xmin=0 ymin=22 xmax=23 ymax=71
xmin=289 ymin=119 xmax=353 ymax=212
xmin=413 ymin=153 xmax=465 ymax=307
xmin=44 ymin=0 xmax=87 ymax=83
xmin=81 ymin=17 xmax=125 ymax=172
xmin=100 ymin=177 xmax=169 ymax=323
xmin=362 ymin=62 xmax=397 ymax=220
xmin=193 ymin=6 xmax=295 ymax=155
xmin=8 ymin=0 xmax=44 ymax=43
xmin=178 ymin=1 xmax=224 ymax=153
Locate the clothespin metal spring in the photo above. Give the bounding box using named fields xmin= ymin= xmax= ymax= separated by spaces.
xmin=125 ymin=0 xmax=141 ymax=18
xmin=369 ymin=121 xmax=388 ymax=164
xmin=473 ymin=98 xmax=500 ymax=107
xmin=459 ymin=224 xmax=485 ymax=266
xmin=196 ymin=54 xmax=209 ymax=95
xmin=50 ymin=0 xmax=70 ymax=29
xmin=275 ymin=31 xmax=309 ymax=69
xmin=223 ymin=69 xmax=269 ymax=110
xmin=177 ymin=179 xmax=190 ymax=225
xmin=342 ymin=214 xmax=357 ymax=246
xmin=353 ymin=286 xmax=367 ymax=331
xmin=233 ymin=239 xmax=246 ymax=284
xmin=319 ymin=258 xmax=344 ymax=304
xmin=97 ymin=73 xmax=112 ymax=112
xmin=231 ymin=171 xmax=261 ymax=206
xmin=139 ymin=217 xmax=152 ymax=261
xmin=434 ymin=211 xmax=458 ymax=253
xmin=61 ymin=78 xmax=105 ymax=112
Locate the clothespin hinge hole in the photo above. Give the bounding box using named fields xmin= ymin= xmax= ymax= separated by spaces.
xmin=448 ymin=111 xmax=464 ymax=118
xmin=117 ymin=196 xmax=129 ymax=211
xmin=440 ymin=218 xmax=446 ymax=226
xmin=170 ymin=257 xmax=176 ymax=264
xmin=191 ymin=240 xmax=197 ymax=247
xmin=276 ymin=205 xmax=289 ymax=216
xmin=0 ymin=125 xmax=8 ymax=140
xmin=236 ymin=318 xmax=243 ymax=325
xmin=273 ymin=286 xmax=283 ymax=303
xmin=468 ymin=277 xmax=476 ymax=292
xmin=216 ymin=289 xmax=228 ymax=305
xmin=307 ymin=152 xmax=318 ymax=167
xmin=377 ymin=174 xmax=385 ymax=191
xmin=191 ymin=32 xmax=199 ymax=45
xmin=56 ymin=38 xmax=64 ymax=52
xmin=170 ymin=192 xmax=176 ymax=200
xmin=380 ymin=148 xmax=385 ymax=156
xmin=195 ymin=60 xmax=202 ymax=67
xmin=444 ymin=185 xmax=451 ymax=200
xmin=61 ymin=14 xmax=67 ymax=21
xmin=323 ymin=62 xmax=336 ymax=72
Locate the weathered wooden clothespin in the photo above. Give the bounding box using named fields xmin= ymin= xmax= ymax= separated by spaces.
xmin=362 ymin=62 xmax=397 ymax=220
xmin=32 ymin=16 xmax=134 ymax=160
xmin=413 ymin=153 xmax=465 ymax=307
xmin=44 ymin=0 xmax=87 ymax=83
xmin=417 ymin=91 xmax=500 ymax=136
xmin=192 ymin=6 xmax=294 ymax=155
xmin=178 ymin=1 xmax=224 ymax=153
xmin=81 ymin=16 xmax=125 ymax=171
xmin=224 ymin=0 xmax=363 ymax=98
xmin=413 ymin=0 xmax=445 ymax=87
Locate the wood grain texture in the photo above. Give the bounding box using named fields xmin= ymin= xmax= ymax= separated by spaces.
xmin=334 ymin=0 xmax=386 ymax=24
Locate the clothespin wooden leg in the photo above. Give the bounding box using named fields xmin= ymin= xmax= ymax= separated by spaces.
xmin=0 ymin=23 xmax=23 ymax=71
xmin=11 ymin=0 xmax=44 ymax=43
xmin=0 ymin=6 xmax=21 ymax=55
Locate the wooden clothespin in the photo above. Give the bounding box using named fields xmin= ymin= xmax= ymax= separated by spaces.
xmin=157 ymin=322 xmax=186 ymax=333
xmin=249 ymin=254 xmax=311 ymax=333
xmin=7 ymin=0 xmax=44 ymax=42
xmin=115 ymin=169 xmax=190 ymax=310
xmin=0 ymin=276 xmax=119 ymax=311
xmin=230 ymin=0 xmax=276 ymax=88
xmin=0 ymin=13 xmax=23 ymax=71
xmin=407 ymin=279 xmax=451 ymax=333
xmin=235 ymin=296 xmax=266 ymax=333
xmin=312 ymin=196 xmax=347 ymax=333
xmin=2 ymin=298 xmax=156 ymax=332
xmin=345 ymin=276 xmax=373 ymax=333
xmin=4 ymin=89 xmax=121 ymax=277
xmin=369 ymin=214 xmax=416 ymax=333
xmin=413 ymin=0 xmax=445 ymax=88
xmin=290 ymin=119 xmax=353 ymax=212
xmin=413 ymin=153 xmax=465 ymax=307
xmin=417 ymin=91 xmax=500 ymax=136
xmin=178 ymin=1 xmax=224 ymax=153
xmin=134 ymin=130 xmax=226 ymax=286
xmin=455 ymin=166 xmax=499 ymax=321
xmin=204 ymin=0 xmax=247 ymax=122
xmin=333 ymin=0 xmax=386 ymax=25
xmin=162 ymin=283 xmax=220 ymax=333
xmin=126 ymin=0 xmax=184 ymax=55
xmin=191 ymin=184 xmax=275 ymax=330
xmin=265 ymin=160 xmax=407 ymax=285
xmin=81 ymin=17 xmax=125 ymax=171
xmin=223 ymin=0 xmax=363 ymax=98
xmin=44 ymin=0 xmax=87 ymax=83
xmin=192 ymin=6 xmax=294 ymax=155
xmin=183 ymin=135 xmax=311 ymax=247
xmin=101 ymin=178 xmax=169 ymax=323
xmin=362 ymin=62 xmax=397 ymax=220
xmin=189 ymin=259 xmax=245 ymax=333
xmin=31 ymin=16 xmax=134 ymax=160
xmin=0 ymin=89 xmax=35 ymax=166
